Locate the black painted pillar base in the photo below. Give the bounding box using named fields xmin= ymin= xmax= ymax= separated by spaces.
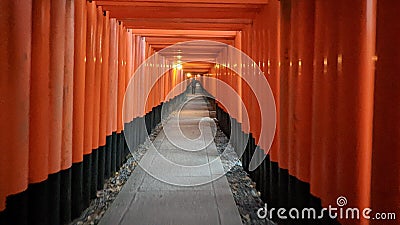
xmin=97 ymin=146 xmax=105 ymax=190
xmin=4 ymin=191 xmax=29 ymax=225
xmin=0 ymin=210 xmax=6 ymax=225
xmin=27 ymin=180 xmax=48 ymax=225
xmin=116 ymin=132 xmax=122 ymax=169
xmin=47 ymin=172 xmax=60 ymax=225
xmin=90 ymin=150 xmax=98 ymax=198
xmin=82 ymin=154 xmax=91 ymax=208
xmin=122 ymin=131 xmax=129 ymax=162
xmin=71 ymin=162 xmax=83 ymax=219
xmin=60 ymin=168 xmax=71 ymax=224
xmin=111 ymin=132 xmax=117 ymax=175
xmin=105 ymin=135 xmax=112 ymax=179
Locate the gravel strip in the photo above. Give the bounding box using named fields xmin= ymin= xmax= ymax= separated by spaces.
xmin=213 ymin=122 xmax=275 ymax=225
xmin=70 ymin=123 xmax=164 ymax=225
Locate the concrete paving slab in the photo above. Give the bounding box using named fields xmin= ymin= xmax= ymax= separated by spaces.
xmin=138 ymin=174 xmax=214 ymax=191
xmin=155 ymin=149 xmax=209 ymax=166
xmin=120 ymin=190 xmax=220 ymax=225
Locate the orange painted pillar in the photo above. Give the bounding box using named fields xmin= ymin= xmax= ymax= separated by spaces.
xmin=277 ymin=0 xmax=291 ymax=209
xmin=89 ymin=4 xmax=103 ymax=197
xmin=102 ymin=12 xmax=112 ymax=181
xmin=117 ymin=23 xmax=125 ymax=134
xmin=310 ymin=0 xmax=331 ymax=206
xmin=291 ymin=0 xmax=314 ymax=210
xmin=116 ymin=23 xmax=126 ymax=168
xmin=109 ymin=19 xmax=118 ymax=138
xmin=71 ymin=0 xmax=87 ymax=217
xmin=108 ymin=18 xmax=119 ymax=174
xmin=293 ymin=0 xmax=314 ymax=186
xmin=131 ymin=33 xmax=136 ymax=117
xmin=151 ymin=60 xmax=156 ymax=110
xmin=82 ymin=0 xmax=97 ymax=206
xmin=0 ymin=1 xmax=7 ymax=210
xmin=287 ymin=0 xmax=297 ymax=179
xmin=60 ymin=0 xmax=74 ymax=223
xmin=240 ymin=27 xmax=251 ymax=135
xmin=131 ymin=34 xmax=138 ymax=120
xmin=284 ymin=0 xmax=297 ymax=210
xmin=133 ymin=35 xmax=141 ymax=118
xmin=92 ymin=6 xmax=103 ymax=151
xmin=166 ymin=69 xmax=171 ymax=102
xmin=280 ymin=0 xmax=314 ymax=210
xmin=265 ymin=0 xmax=280 ymax=169
xmin=48 ymin=0 xmax=66 ymax=223
xmin=125 ymin=31 xmax=130 ymax=123
xmin=322 ymin=0 xmax=341 ymax=209
xmin=371 ymin=1 xmax=400 ymax=223
xmin=122 ymin=27 xmax=128 ymax=151
xmin=62 ymin=0 xmax=74 ymax=173
xmin=49 ymin=0 xmax=65 ymax=176
xmin=0 ymin=0 xmax=32 ymax=217
xmin=125 ymin=30 xmax=133 ymax=124
xmin=100 ymin=11 xmax=110 ymax=147
xmin=144 ymin=44 xmax=150 ymax=113
xmin=246 ymin=27 xmax=253 ymax=138
xmin=106 ymin=17 xmax=114 ymax=140
xmin=84 ymin=1 xmax=97 ymax=156
xmin=317 ymin=0 xmax=352 ymax=213
xmin=335 ymin=2 xmax=375 ymax=222
xmin=163 ymin=70 xmax=168 ymax=102
xmin=29 ymin=0 xmax=51 ymax=187
xmin=255 ymin=0 xmax=280 ymax=208
xmin=252 ymin=24 xmax=262 ymax=144
xmin=278 ymin=0 xmax=290 ymax=172
xmin=97 ymin=9 xmax=110 ymax=189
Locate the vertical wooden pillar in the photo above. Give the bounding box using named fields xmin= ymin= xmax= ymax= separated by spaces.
xmin=83 ymin=0 xmax=97 ymax=206
xmin=104 ymin=14 xmax=113 ymax=180
xmin=28 ymin=1 xmax=51 ymax=223
xmin=117 ymin=23 xmax=124 ymax=135
xmin=99 ymin=11 xmax=111 ymax=146
xmin=371 ymin=1 xmax=400 ymax=223
xmin=310 ymin=0 xmax=335 ymax=208
xmin=92 ymin=6 xmax=103 ymax=151
xmin=29 ymin=0 xmax=50 ymax=185
xmin=48 ymin=0 xmax=66 ymax=224
xmin=108 ymin=18 xmax=119 ymax=175
xmin=60 ymin=0 xmax=74 ymax=223
xmin=125 ymin=29 xmax=131 ymax=157
xmin=125 ymin=30 xmax=133 ymax=125
xmin=61 ymin=0 xmax=74 ymax=177
xmin=84 ymin=1 xmax=97 ymax=156
xmin=71 ymin=0 xmax=87 ymax=217
xmin=49 ymin=0 xmax=66 ymax=176
xmin=278 ymin=0 xmax=291 ymax=209
xmin=117 ymin=23 xmax=126 ymax=168
xmin=289 ymin=0 xmax=315 ymax=209
xmin=293 ymin=0 xmax=315 ymax=183
xmin=241 ymin=27 xmax=251 ymax=135
xmin=0 ymin=1 xmax=32 ymax=224
xmin=90 ymin=6 xmax=103 ymax=196
xmin=335 ymin=1 xmax=375 ymax=221
xmin=266 ymin=0 xmax=281 ymax=209
xmin=99 ymin=10 xmax=110 ymax=185
xmin=286 ymin=0 xmax=298 ymax=210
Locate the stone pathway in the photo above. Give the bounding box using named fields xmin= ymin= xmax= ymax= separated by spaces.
xmin=99 ymin=87 xmax=243 ymax=225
